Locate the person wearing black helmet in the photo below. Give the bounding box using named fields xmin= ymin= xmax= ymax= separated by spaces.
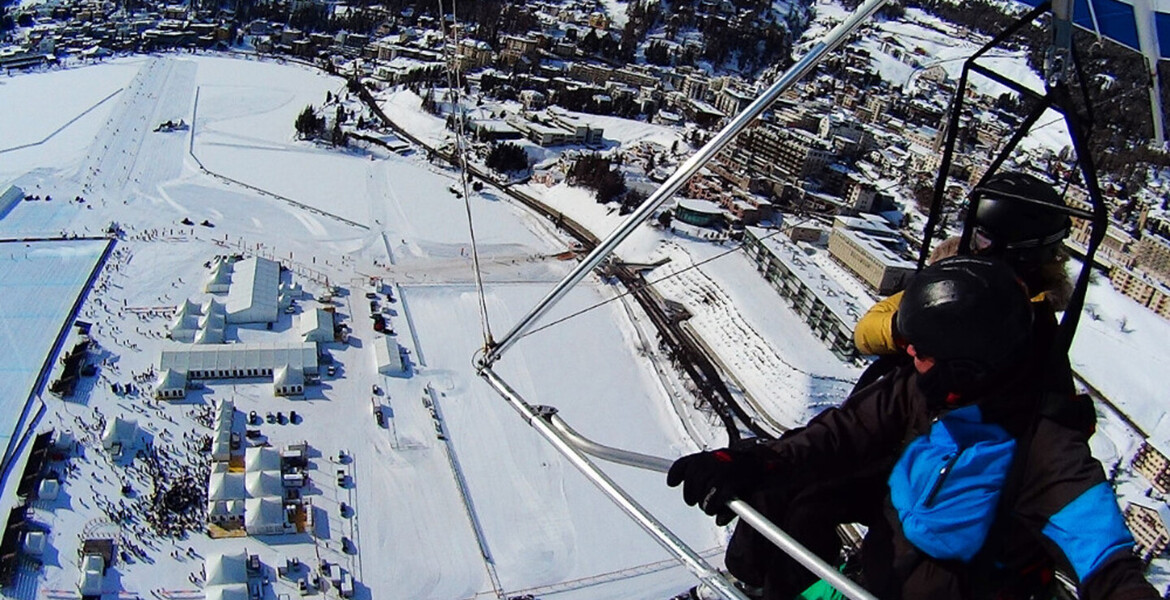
xmin=854 ymin=171 xmax=1073 ymax=357
xmin=669 ymin=257 xmax=1155 ymax=600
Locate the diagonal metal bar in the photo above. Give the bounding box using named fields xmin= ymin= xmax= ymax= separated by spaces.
xmin=539 ymin=408 xmax=879 ymax=600
xmin=478 ymin=366 xmax=752 ymax=600
xmin=480 ymin=0 xmax=890 ymax=366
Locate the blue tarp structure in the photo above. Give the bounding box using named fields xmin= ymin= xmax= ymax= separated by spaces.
xmin=1017 ymin=0 xmax=1170 ymax=141
xmin=1016 ymin=0 xmax=1167 ymax=57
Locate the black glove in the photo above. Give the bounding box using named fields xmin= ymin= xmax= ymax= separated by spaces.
xmin=666 ymin=449 xmax=773 ymax=525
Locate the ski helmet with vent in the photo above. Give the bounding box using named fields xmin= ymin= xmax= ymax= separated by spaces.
xmin=971 ymin=172 xmax=1071 ymax=264
xmin=896 ymin=256 xmax=1033 ymax=392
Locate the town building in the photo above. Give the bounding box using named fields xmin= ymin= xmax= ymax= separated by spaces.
xmin=1109 ymin=267 xmax=1170 ymax=321
xmin=742 ymin=226 xmax=869 ymax=362
xmin=506 ymin=110 xmax=603 ymax=147
xmin=1124 ymin=500 xmax=1170 ymax=560
xmin=1134 ymin=436 xmax=1170 ymax=493
xmin=1135 ymin=233 xmax=1170 ymax=284
xmin=827 ymin=215 xmax=916 ymax=294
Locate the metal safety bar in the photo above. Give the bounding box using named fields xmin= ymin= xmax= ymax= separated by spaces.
xmin=479 ymin=366 xmax=879 ymax=600
xmin=479 ymin=0 xmax=889 ymax=367
xmin=479 ymin=367 xmax=752 ymax=600
xmin=542 ymin=408 xmax=879 ymax=600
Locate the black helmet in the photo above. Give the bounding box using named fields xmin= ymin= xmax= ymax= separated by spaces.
xmin=971 ymin=172 xmax=1071 ymax=262
xmin=896 ymin=256 xmax=1033 ymax=392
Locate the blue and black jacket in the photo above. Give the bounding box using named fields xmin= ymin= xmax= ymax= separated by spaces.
xmin=751 ymin=364 xmax=1157 ymax=600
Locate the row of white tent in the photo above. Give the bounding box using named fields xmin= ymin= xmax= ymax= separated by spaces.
xmin=207 ymin=444 xmax=295 ymax=536
xmin=167 ymin=297 xmax=227 ymax=344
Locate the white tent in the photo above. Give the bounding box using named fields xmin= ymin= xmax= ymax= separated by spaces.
xmin=205 ymin=551 xmax=248 ymax=586
xmin=175 ymin=298 xmax=201 ymax=320
xmin=78 ymin=554 xmax=104 ymax=595
xmin=199 ymin=311 xmax=227 ymax=329
xmin=167 ymin=314 xmax=199 ymax=341
xmin=212 ymin=461 xmax=229 ymax=474
xmin=216 ymin=402 xmax=233 ymax=425
xmin=101 ymin=417 xmax=138 ymax=452
xmin=298 ymin=308 xmax=334 ymax=344
xmin=205 ymin=262 xmax=233 ymax=293
xmin=213 ymin=439 xmax=232 ymax=462
xmin=245 ymin=470 xmax=284 ymax=498
xmin=205 ymin=583 xmax=250 ymax=600
xmin=207 ymin=499 xmax=245 ymax=524
xmin=374 ymin=334 xmax=404 ymax=375
xmin=226 ymin=257 xmax=280 ymax=324
xmin=273 ymin=364 xmax=304 ymax=396
xmin=279 ymin=281 xmax=304 ymax=307
xmin=153 ymin=368 xmax=187 ymax=400
xmin=194 ymin=325 xmax=225 ymax=345
xmin=202 ymin=298 xmax=227 ymax=317
xmin=244 ymin=447 xmax=281 ymax=473
xmin=245 ymin=497 xmax=290 ymax=535
xmin=208 ymin=472 xmax=246 ymax=501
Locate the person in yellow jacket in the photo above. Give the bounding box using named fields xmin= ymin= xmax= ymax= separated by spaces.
xmin=855 ymin=171 xmax=1074 ymax=356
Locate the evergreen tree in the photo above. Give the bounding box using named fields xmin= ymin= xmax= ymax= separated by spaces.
xmin=485 ymin=142 xmax=529 ymax=173
xmin=295 ymin=105 xmax=325 ymax=139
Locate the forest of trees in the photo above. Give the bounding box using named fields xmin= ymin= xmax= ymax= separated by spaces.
xmin=567 ymin=154 xmax=627 ymax=204
xmin=485 ymin=142 xmax=529 ymax=173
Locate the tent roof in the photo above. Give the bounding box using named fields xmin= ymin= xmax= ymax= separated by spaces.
xmin=168 ymin=313 xmax=199 ymax=333
xmin=202 ymin=298 xmax=226 ymax=317
xmin=273 ymin=364 xmax=304 ymax=387
xmin=244 ymin=447 xmax=281 ymax=472
xmin=206 ymin=584 xmax=250 ymax=600
xmin=244 ymin=496 xmax=286 ymax=528
xmin=226 ymin=257 xmax=279 ymax=322
xmin=245 ymin=470 xmax=283 ymax=498
xmin=101 ymin=417 xmax=137 ymax=446
xmin=176 ymin=299 xmax=200 ymax=319
xmin=156 ymin=368 xmax=186 ymax=390
xmin=208 ymin=472 xmax=246 ymax=501
xmin=205 ymin=552 xmax=248 ymax=586
xmin=194 ymin=326 xmax=225 ymax=345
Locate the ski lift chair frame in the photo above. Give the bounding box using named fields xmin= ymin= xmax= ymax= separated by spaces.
xmin=919 ymin=0 xmax=1110 ymax=360
xmin=477 ymin=1 xmax=1112 ymax=599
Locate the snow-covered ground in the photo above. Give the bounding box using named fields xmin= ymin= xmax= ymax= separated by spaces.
xmin=2 ymin=44 xmax=1169 ymax=600
xmin=0 ymin=55 xmax=728 ymax=599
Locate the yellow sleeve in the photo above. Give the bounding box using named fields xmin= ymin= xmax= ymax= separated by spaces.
xmin=853 ymin=291 xmax=904 ymax=355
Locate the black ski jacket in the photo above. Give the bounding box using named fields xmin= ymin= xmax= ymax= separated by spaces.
xmin=750 ymin=365 xmax=1158 ymax=600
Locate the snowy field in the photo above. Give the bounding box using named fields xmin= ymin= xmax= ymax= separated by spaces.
xmin=0 ymin=238 xmax=108 ymax=468
xmin=0 ymin=42 xmax=1168 ymax=600
xmin=0 ymin=54 xmax=732 ymax=600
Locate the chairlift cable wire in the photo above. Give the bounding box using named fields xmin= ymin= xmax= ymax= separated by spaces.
xmin=517 ymin=224 xmax=805 ymax=342
xmin=438 ymin=0 xmax=495 ymax=351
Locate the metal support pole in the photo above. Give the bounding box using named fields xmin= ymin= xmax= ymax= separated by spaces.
xmin=481 ymin=371 xmax=879 ymax=600
xmin=479 ymin=367 xmax=751 ymax=600
xmin=480 ymin=0 xmax=889 ymax=366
